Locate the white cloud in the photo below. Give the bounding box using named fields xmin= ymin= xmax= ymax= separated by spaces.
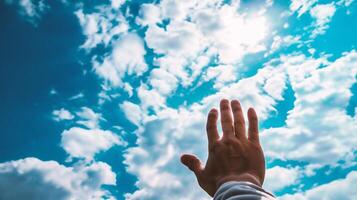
xmin=120 ymin=101 xmax=143 ymax=126
xmin=149 ymin=68 xmax=179 ymax=95
xmin=61 ymin=127 xmax=126 ymax=160
xmin=0 ymin=157 xmax=116 ymax=200
xmin=136 ymin=4 xmax=162 ymax=25
xmin=52 ymin=108 xmax=74 ymax=121
xmin=281 ymin=171 xmax=357 ymax=200
xmin=76 ymin=6 xmax=129 ymax=50
xmin=268 ymin=35 xmax=301 ymax=54
xmin=199 ymin=63 xmax=288 ymax=121
xmin=76 ymin=107 xmax=102 ymax=129
xmin=264 ymin=166 xmax=300 ymax=192
xmin=69 ymin=92 xmax=84 ymax=100
xmin=93 ymin=33 xmax=147 ymax=87
xmin=310 ymin=3 xmax=336 ymax=37
xmin=76 ymin=5 xmax=148 ymax=91
xmin=337 ymin=0 xmax=355 ymax=7
xmin=261 ymin=51 xmax=357 ymax=165
xmin=111 ymin=34 xmax=147 ymax=76
xmin=204 ymin=65 xmax=237 ymax=89
xmin=290 ymin=0 xmax=318 ymax=17
xmin=131 ymin=0 xmax=269 ymax=102
xmin=5 ymin=0 xmax=49 ymax=26
xmin=137 ymin=84 xmax=167 ymax=113
xmin=111 ymin=0 xmax=126 ymax=9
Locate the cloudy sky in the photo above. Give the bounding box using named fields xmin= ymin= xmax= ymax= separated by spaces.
xmin=0 ymin=0 xmax=356 ymax=199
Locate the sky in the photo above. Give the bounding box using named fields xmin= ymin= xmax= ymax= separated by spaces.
xmin=0 ymin=0 xmax=356 ymax=199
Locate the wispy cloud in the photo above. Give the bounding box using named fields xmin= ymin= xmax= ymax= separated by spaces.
xmin=5 ymin=0 xmax=49 ymax=26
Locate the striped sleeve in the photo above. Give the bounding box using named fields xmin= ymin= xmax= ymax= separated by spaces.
xmin=213 ymin=181 xmax=276 ymax=200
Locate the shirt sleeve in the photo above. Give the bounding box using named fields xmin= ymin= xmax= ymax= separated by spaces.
xmin=213 ymin=181 xmax=277 ymax=200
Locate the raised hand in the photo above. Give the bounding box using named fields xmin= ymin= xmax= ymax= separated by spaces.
xmin=180 ymin=99 xmax=265 ymax=197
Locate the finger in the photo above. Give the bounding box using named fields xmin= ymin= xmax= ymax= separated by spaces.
xmin=220 ymin=99 xmax=234 ymax=138
xmin=248 ymin=107 xmax=259 ymax=143
xmin=231 ymin=100 xmax=246 ymax=140
xmin=206 ymin=108 xmax=219 ymax=146
xmin=180 ymin=154 xmax=203 ymax=175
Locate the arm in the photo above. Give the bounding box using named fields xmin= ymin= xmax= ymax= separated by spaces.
xmin=180 ymin=99 xmax=276 ymax=199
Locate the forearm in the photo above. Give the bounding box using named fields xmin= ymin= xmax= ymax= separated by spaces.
xmin=213 ymin=181 xmax=276 ymax=200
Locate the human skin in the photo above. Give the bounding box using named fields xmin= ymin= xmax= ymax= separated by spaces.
xmin=180 ymin=99 xmax=265 ymax=197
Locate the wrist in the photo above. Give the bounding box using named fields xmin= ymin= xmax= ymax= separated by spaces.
xmin=216 ymin=173 xmax=262 ymax=188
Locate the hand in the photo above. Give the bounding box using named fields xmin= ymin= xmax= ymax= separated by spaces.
xmin=180 ymin=99 xmax=265 ymax=197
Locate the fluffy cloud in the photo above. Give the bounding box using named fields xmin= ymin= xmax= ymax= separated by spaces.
xmin=76 ymin=4 xmax=148 ymax=91
xmin=203 ymin=65 xmax=237 ymax=89
xmin=120 ymin=101 xmax=143 ymax=126
xmin=5 ymin=0 xmax=49 ymax=25
xmin=261 ymin=51 xmax=357 ymax=165
xmin=76 ymin=107 xmax=102 ymax=129
xmin=281 ymin=171 xmax=357 ymax=200
xmin=264 ymin=166 xmax=300 ymax=192
xmin=52 ymin=108 xmax=74 ymax=121
xmin=310 ymin=3 xmax=336 ymax=37
xmin=92 ymin=33 xmax=147 ymax=87
xmin=0 ymin=157 xmax=116 ymax=200
xmin=136 ymin=3 xmax=161 ymax=26
xmin=61 ymin=127 xmax=126 ymax=160
xmin=75 ymin=5 xmax=128 ymax=50
xmin=124 ymin=0 xmax=269 ymax=103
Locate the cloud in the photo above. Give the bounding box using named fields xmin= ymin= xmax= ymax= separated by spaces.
xmin=76 ymin=107 xmax=102 ymax=129
xmin=149 ymin=68 xmax=179 ymax=96
xmin=111 ymin=0 xmax=126 ymax=9
xmin=76 ymin=4 xmax=148 ymax=91
xmin=203 ymin=64 xmax=237 ymax=89
xmin=290 ymin=0 xmax=318 ymax=17
xmin=280 ymin=171 xmax=357 ymax=200
xmin=93 ymin=33 xmax=148 ymax=87
xmin=61 ymin=127 xmax=126 ymax=160
xmin=75 ymin=5 xmax=129 ymax=50
xmin=264 ymin=166 xmax=300 ymax=192
xmin=136 ymin=3 xmax=161 ymax=26
xmin=120 ymin=101 xmax=143 ymax=126
xmin=52 ymin=108 xmax=74 ymax=121
xmin=268 ymin=35 xmax=301 ymax=55
xmin=0 ymin=157 xmax=116 ymax=200
xmin=136 ymin=84 xmax=167 ymax=113
xmin=261 ymin=51 xmax=357 ymax=165
xmin=337 ymin=0 xmax=355 ymax=7
xmin=310 ymin=3 xmax=336 ymax=37
xmin=5 ymin=0 xmax=49 ymax=26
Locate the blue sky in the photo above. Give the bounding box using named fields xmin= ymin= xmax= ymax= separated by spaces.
xmin=0 ymin=0 xmax=356 ymax=199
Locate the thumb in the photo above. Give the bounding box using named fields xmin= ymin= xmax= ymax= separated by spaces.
xmin=180 ymin=154 xmax=203 ymax=175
